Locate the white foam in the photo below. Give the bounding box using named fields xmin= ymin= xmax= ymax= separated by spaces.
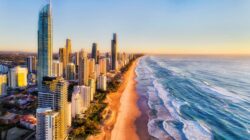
xmin=153 ymin=79 xmax=212 ymax=140
xmin=137 ymin=57 xmax=212 ymax=140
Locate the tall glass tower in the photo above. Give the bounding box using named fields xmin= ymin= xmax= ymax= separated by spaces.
xmin=37 ymin=4 xmax=53 ymax=90
xmin=111 ymin=33 xmax=118 ymax=71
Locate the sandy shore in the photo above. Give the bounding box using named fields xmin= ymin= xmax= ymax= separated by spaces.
xmin=88 ymin=59 xmax=149 ymax=140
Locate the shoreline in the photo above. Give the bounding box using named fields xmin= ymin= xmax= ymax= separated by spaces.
xmin=88 ymin=58 xmax=150 ymax=140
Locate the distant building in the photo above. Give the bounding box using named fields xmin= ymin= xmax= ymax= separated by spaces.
xmin=91 ymin=43 xmax=98 ymax=64
xmin=66 ymin=63 xmax=75 ymax=80
xmin=99 ymin=58 xmax=107 ymax=75
xmin=71 ymin=86 xmax=82 ymax=118
xmin=71 ymin=85 xmax=91 ymax=117
xmin=78 ymin=50 xmax=89 ymax=86
xmin=0 ymin=74 xmax=7 ymax=95
xmin=111 ymin=33 xmax=118 ymax=71
xmin=73 ymin=52 xmax=79 ymax=79
xmin=88 ymin=58 xmax=96 ymax=79
xmin=95 ymin=64 xmax=100 ymax=78
xmin=26 ymin=56 xmax=37 ymax=73
xmin=67 ymin=102 xmax=71 ymax=127
xmin=52 ymin=61 xmax=63 ymax=77
xmin=88 ymin=78 xmax=96 ymax=101
xmin=37 ymin=4 xmax=53 ymax=90
xmin=80 ymin=85 xmax=91 ymax=110
xmin=66 ymin=39 xmax=72 ymax=63
xmin=59 ymin=48 xmax=67 ymax=76
xmin=97 ymin=74 xmax=107 ymax=91
xmin=8 ymin=66 xmax=28 ymax=88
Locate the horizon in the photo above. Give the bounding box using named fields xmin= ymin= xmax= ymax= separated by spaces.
xmin=0 ymin=0 xmax=250 ymax=54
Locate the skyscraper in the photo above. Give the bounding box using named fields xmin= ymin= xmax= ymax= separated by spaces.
xmin=36 ymin=108 xmax=59 ymax=140
xmin=88 ymin=78 xmax=96 ymax=101
xmin=52 ymin=61 xmax=63 ymax=77
xmin=91 ymin=43 xmax=98 ymax=64
xmin=59 ymin=47 xmax=67 ymax=76
xmin=37 ymin=4 xmax=53 ymax=90
xmin=111 ymin=33 xmax=118 ymax=71
xmin=38 ymin=77 xmax=69 ymax=140
xmin=26 ymin=56 xmax=37 ymax=73
xmin=99 ymin=58 xmax=107 ymax=75
xmin=78 ymin=50 xmax=89 ymax=86
xmin=97 ymin=74 xmax=107 ymax=91
xmin=66 ymin=39 xmax=72 ymax=63
xmin=88 ymin=58 xmax=96 ymax=79
xmin=66 ymin=63 xmax=75 ymax=80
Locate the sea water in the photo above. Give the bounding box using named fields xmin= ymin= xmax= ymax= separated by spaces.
xmin=135 ymin=55 xmax=250 ymax=140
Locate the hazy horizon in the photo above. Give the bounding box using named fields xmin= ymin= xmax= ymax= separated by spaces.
xmin=0 ymin=0 xmax=250 ymax=54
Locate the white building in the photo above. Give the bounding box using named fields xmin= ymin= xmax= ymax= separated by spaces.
xmin=52 ymin=61 xmax=63 ymax=77
xmin=45 ymin=112 xmax=59 ymax=140
xmin=8 ymin=66 xmax=28 ymax=88
xmin=71 ymin=86 xmax=82 ymax=118
xmin=97 ymin=74 xmax=107 ymax=91
xmin=80 ymin=85 xmax=91 ymax=110
xmin=67 ymin=102 xmax=71 ymax=127
xmin=71 ymin=85 xmax=91 ymax=118
xmin=36 ymin=108 xmax=59 ymax=140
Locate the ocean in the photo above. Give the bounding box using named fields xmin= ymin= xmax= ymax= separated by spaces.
xmin=135 ymin=55 xmax=250 ymax=140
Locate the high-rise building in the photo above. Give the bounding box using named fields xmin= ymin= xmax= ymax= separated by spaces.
xmin=66 ymin=63 xmax=75 ymax=80
xmin=59 ymin=48 xmax=67 ymax=76
xmin=88 ymin=58 xmax=96 ymax=79
xmin=52 ymin=61 xmax=63 ymax=77
xmin=26 ymin=56 xmax=37 ymax=73
xmin=99 ymin=58 xmax=107 ymax=75
xmin=71 ymin=85 xmax=91 ymax=118
xmin=66 ymin=39 xmax=72 ymax=63
xmin=36 ymin=108 xmax=59 ymax=140
xmin=73 ymin=52 xmax=79 ymax=79
xmin=95 ymin=64 xmax=100 ymax=78
xmin=8 ymin=66 xmax=28 ymax=88
xmin=97 ymin=74 xmax=107 ymax=91
xmin=78 ymin=50 xmax=89 ymax=86
xmin=91 ymin=43 xmax=98 ymax=64
xmin=38 ymin=77 xmax=68 ymax=140
xmin=80 ymin=85 xmax=91 ymax=110
xmin=67 ymin=102 xmax=72 ymax=127
xmin=71 ymin=86 xmax=82 ymax=118
xmin=37 ymin=4 xmax=53 ymax=90
xmin=111 ymin=33 xmax=118 ymax=71
xmin=73 ymin=52 xmax=79 ymax=66
xmin=88 ymin=78 xmax=96 ymax=101
xmin=0 ymin=74 xmax=7 ymax=95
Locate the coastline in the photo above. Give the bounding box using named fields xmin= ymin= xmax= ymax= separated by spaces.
xmin=88 ymin=58 xmax=150 ymax=140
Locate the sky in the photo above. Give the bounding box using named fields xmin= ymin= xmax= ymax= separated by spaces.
xmin=0 ymin=0 xmax=250 ymax=54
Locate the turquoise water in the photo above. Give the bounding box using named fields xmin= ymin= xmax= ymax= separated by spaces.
xmin=136 ymin=56 xmax=250 ymax=140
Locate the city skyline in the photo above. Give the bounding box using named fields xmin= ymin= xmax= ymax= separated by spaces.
xmin=0 ymin=0 xmax=250 ymax=55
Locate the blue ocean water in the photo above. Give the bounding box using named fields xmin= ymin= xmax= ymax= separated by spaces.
xmin=135 ymin=55 xmax=250 ymax=140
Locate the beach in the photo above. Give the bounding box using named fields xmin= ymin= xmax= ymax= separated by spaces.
xmin=88 ymin=59 xmax=150 ymax=140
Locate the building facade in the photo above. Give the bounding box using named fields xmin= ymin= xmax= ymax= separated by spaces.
xmin=111 ymin=33 xmax=118 ymax=71
xmin=37 ymin=4 xmax=53 ymax=90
